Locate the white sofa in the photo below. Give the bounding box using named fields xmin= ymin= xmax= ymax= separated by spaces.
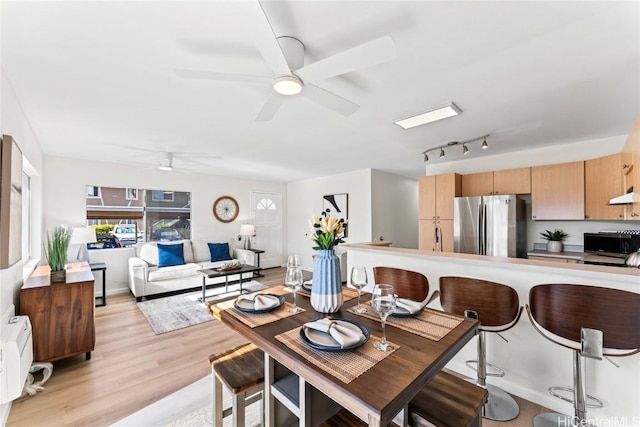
xmin=128 ymin=239 xmax=255 ymax=301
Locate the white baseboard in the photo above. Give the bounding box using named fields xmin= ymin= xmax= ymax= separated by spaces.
xmin=1 ymin=401 xmax=11 ymax=426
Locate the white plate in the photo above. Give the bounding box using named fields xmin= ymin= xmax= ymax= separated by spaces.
xmin=303 ymin=320 xmax=364 ymax=348
xmin=234 ymin=294 xmax=283 ymax=312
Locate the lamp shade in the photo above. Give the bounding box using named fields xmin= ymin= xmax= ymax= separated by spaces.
xmin=70 ymin=227 xmax=97 ymax=244
xmin=240 ymin=224 xmax=256 ymax=236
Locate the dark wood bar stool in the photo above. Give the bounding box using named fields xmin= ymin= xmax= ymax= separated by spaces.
xmin=373 ymin=266 xmax=439 ymax=304
xmin=439 ymin=276 xmax=523 ymax=421
xmin=209 ymin=343 xmax=265 ymax=427
xmin=527 ymin=284 xmax=640 ymax=427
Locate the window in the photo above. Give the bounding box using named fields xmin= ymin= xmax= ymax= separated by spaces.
xmin=87 ymin=185 xmax=100 ymax=198
xmin=257 ymin=198 xmax=276 ymax=210
xmin=126 ymin=188 xmax=138 ymax=200
xmin=152 ymin=190 xmax=174 ymax=202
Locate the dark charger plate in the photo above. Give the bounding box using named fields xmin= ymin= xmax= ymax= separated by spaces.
xmin=300 ymin=318 xmax=369 ymax=352
xmin=233 ymin=294 xmax=285 ymax=314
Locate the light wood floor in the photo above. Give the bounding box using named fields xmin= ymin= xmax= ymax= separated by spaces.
xmin=7 ymin=267 xmax=548 ymax=426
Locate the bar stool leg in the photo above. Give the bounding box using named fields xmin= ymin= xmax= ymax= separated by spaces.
xmin=232 ymin=392 xmax=246 ymax=427
xmin=213 ymin=374 xmax=223 ymax=427
xmin=476 ymin=331 xmax=520 ymax=421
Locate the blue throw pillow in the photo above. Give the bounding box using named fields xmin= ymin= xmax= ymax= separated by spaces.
xmin=157 ymin=243 xmax=185 ymax=268
xmin=208 ymin=242 xmax=231 ymax=262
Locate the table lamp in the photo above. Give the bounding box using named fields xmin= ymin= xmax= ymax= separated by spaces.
xmin=240 ymin=224 xmax=256 ymax=250
xmin=71 ymin=227 xmax=97 ymax=262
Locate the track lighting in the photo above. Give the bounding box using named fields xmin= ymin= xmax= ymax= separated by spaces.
xmin=422 ymin=134 xmax=490 ymax=162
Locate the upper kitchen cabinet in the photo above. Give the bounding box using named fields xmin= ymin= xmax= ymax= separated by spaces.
xmin=461 ymin=172 xmax=493 ymax=196
xmin=623 ymin=115 xmax=640 ymax=218
xmin=418 ymin=173 xmax=461 ymax=219
xmin=493 ymin=167 xmax=531 ymax=195
xmin=531 ymin=161 xmax=585 ymax=220
xmin=585 ymin=154 xmax=625 ymax=220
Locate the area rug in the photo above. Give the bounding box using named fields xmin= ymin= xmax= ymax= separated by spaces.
xmin=137 ymin=280 xmax=268 ymax=335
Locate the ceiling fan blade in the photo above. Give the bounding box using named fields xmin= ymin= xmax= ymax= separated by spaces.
xmin=245 ymin=1 xmax=291 ymax=76
xmin=255 ymin=92 xmax=286 ymax=121
xmin=302 ymin=84 xmax=359 ymax=117
xmin=295 ymin=35 xmax=396 ymax=83
xmin=173 ymin=69 xmax=271 ymax=83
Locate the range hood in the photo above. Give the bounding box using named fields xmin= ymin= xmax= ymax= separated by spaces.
xmin=609 ymin=189 xmax=640 ymax=205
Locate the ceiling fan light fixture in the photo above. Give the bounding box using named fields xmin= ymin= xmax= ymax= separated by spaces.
xmin=394 ymin=102 xmax=461 ymax=129
xmin=273 ymin=75 xmax=303 ymax=95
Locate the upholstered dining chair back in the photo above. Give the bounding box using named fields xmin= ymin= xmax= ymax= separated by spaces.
xmin=439 ymin=276 xmax=521 ymax=330
xmin=373 ymin=267 xmax=429 ymax=301
xmin=528 ymin=284 xmax=640 ymax=355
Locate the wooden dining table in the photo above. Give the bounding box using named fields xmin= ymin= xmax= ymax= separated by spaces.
xmin=212 ymin=286 xmax=479 ymax=427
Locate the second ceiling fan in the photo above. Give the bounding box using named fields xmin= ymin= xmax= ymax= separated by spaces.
xmin=175 ymin=1 xmax=397 ymax=121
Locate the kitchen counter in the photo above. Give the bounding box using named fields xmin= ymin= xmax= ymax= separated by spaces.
xmin=527 ymin=249 xmax=628 ymax=266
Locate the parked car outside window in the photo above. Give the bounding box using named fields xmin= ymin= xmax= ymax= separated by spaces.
xmin=155 ymin=229 xmax=182 ymax=242
xmin=110 ymin=225 xmax=142 ymax=246
xmin=87 ymin=236 xmax=122 ymax=250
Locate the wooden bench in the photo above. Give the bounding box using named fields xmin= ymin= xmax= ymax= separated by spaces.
xmin=321 ymin=371 xmax=488 ymax=427
xmin=209 ymin=343 xmax=265 ymax=427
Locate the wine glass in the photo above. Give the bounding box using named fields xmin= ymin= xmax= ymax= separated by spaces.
xmin=371 ymin=284 xmax=396 ymax=351
xmin=284 ymin=266 xmax=302 ymax=313
xmin=350 ymin=266 xmax=368 ymax=314
xmin=287 ymin=254 xmax=299 ymax=268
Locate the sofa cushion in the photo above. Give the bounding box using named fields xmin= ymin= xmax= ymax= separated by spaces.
xmin=138 ymin=239 xmax=194 ymax=266
xmin=147 ymin=263 xmax=201 ymax=282
xmin=208 ymin=242 xmax=231 ymax=262
xmin=158 ymin=243 xmax=186 ymax=268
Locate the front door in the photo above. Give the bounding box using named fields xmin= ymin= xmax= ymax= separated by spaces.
xmin=250 ymin=192 xmax=283 ymax=269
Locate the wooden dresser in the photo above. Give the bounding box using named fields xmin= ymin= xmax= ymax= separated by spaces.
xmin=20 ymin=262 xmax=95 ymax=362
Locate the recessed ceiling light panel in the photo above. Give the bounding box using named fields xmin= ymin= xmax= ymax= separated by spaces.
xmin=394 ymin=102 xmax=461 ymax=129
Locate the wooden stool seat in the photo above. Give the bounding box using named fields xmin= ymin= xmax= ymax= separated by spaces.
xmin=320 ymin=371 xmax=487 ymax=427
xmin=209 ymin=343 xmax=265 ymax=427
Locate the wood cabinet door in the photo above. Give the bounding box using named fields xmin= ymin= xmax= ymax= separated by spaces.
xmin=585 ymin=154 xmax=625 ymax=220
xmin=437 ymin=219 xmax=454 ymax=253
xmin=461 ymin=172 xmax=493 ymax=196
xmin=19 ymin=288 xmax=50 ymax=362
xmin=493 ymin=167 xmax=531 ymax=195
xmin=418 ymin=176 xmax=436 ymax=220
xmin=418 ymin=220 xmax=435 ymax=251
xmin=531 ymin=161 xmax=585 ymax=220
xmin=48 ymin=282 xmax=95 ymax=361
xmin=435 ymin=173 xmax=461 ymax=219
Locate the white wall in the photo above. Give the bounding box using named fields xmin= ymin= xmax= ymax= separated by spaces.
xmin=287 ymin=169 xmax=372 ymax=270
xmin=370 ymin=170 xmax=418 ymax=249
xmin=43 ymin=156 xmax=286 ymax=294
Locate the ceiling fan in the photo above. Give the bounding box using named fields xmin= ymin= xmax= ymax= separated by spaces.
xmin=114 ymin=147 xmax=222 ymax=172
xmin=174 ymin=1 xmax=397 ymax=121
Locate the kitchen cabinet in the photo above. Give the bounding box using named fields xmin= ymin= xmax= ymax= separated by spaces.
xmin=585 ymin=154 xmax=625 ymax=220
xmin=493 ymin=167 xmax=531 ymax=195
xmin=461 ymin=172 xmax=493 ymax=196
xmin=418 ymin=173 xmax=461 ymax=220
xmin=419 ymin=219 xmax=453 ymax=252
xmin=623 ymin=115 xmax=640 ymax=218
xmin=418 ymin=175 xmax=436 ymax=220
xmin=20 ymin=262 xmax=95 ymax=362
xmin=531 ymin=161 xmax=585 ymax=220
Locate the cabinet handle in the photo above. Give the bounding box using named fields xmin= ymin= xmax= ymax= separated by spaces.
xmin=532 ymin=215 xmax=537 ymax=219
xmin=623 ymin=164 xmax=631 ymax=169
xmin=585 ymin=215 xmax=589 ymax=219
xmin=632 ymin=212 xmax=639 ymax=217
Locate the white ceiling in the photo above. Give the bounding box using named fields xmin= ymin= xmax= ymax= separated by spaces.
xmin=2 ymin=1 xmax=639 ymax=182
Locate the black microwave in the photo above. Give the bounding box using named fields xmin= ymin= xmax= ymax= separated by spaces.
xmin=584 ymin=232 xmax=640 ymax=258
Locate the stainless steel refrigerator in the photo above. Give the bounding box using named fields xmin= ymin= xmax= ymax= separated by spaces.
xmin=453 ymin=195 xmax=526 ymax=258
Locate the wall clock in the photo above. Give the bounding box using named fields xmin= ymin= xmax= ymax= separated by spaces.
xmin=213 ymin=196 xmax=239 ymax=223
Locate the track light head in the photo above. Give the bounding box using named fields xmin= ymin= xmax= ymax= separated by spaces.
xmin=482 ymin=138 xmax=488 ymax=149
xmin=439 ymin=148 xmax=445 ymax=158
xmin=463 ymin=144 xmax=469 ymax=155
xmin=423 ymin=153 xmax=429 ymax=162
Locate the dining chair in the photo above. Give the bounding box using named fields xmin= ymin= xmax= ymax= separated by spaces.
xmin=373 ymin=266 xmax=439 ymax=304
xmin=527 ymin=284 xmax=640 ymax=427
xmin=209 ymin=343 xmax=265 ymax=427
xmin=439 ymin=276 xmax=523 ymax=421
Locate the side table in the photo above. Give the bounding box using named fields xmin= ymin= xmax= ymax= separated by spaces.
xmin=248 ymin=249 xmax=265 ymax=277
xmin=90 ymin=262 xmax=107 ymax=307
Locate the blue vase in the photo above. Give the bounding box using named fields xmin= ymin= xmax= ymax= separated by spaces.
xmin=311 ymin=249 xmax=343 ymax=313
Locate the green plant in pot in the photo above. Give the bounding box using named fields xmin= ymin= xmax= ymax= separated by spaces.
xmin=540 ymin=229 xmax=568 ymax=253
xmin=44 ymin=225 xmax=71 ymax=282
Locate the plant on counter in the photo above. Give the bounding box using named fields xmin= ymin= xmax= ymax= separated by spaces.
xmin=44 ymin=225 xmax=71 ymax=271
xmin=540 ymin=229 xmax=569 ymax=241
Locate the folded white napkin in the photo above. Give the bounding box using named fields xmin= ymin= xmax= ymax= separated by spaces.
xmin=395 ymin=298 xmax=425 ymax=314
xmin=303 ymin=318 xmax=365 ymax=348
xmin=237 ymin=294 xmax=280 ymax=310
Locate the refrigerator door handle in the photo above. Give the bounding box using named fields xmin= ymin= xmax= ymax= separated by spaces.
xmin=478 ymin=203 xmax=484 ymax=255
xmin=482 ymin=203 xmax=487 ymax=255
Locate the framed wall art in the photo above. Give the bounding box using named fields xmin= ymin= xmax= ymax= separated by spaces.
xmin=322 ymin=193 xmax=348 ymax=237
xmin=0 ymin=135 xmax=23 ymax=269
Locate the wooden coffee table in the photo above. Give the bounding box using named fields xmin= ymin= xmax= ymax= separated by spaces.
xmin=198 ymin=264 xmax=262 ymax=302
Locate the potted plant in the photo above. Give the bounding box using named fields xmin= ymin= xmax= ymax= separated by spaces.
xmin=540 ymin=229 xmax=569 ymax=253
xmin=44 ymin=225 xmax=71 ymax=282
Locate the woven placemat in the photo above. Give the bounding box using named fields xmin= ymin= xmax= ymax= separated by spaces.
xmin=348 ymin=304 xmax=463 ymax=342
xmin=275 ymin=327 xmax=398 ymax=384
xmin=212 ymin=297 xmax=305 ymax=328
xmin=297 ymin=286 xmax=359 ymax=302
